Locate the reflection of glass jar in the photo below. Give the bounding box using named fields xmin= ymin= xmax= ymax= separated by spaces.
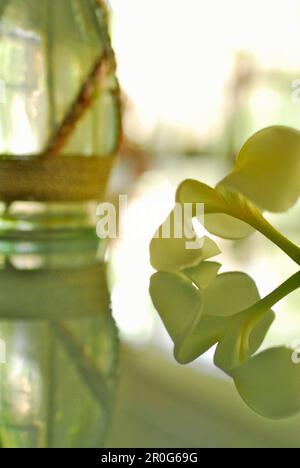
xmin=0 ymin=237 xmax=119 ymax=448
xmin=0 ymin=0 xmax=121 ymax=244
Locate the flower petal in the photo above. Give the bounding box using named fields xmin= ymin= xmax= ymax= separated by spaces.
xmin=214 ymin=307 xmax=275 ymax=373
xmin=219 ymin=126 xmax=300 ymax=213
xmin=149 ymin=271 xmax=202 ymax=344
xmin=183 ymin=261 xmax=221 ymax=289
xmin=176 ymin=179 xmax=255 ymax=239
xmin=150 ymin=208 xmax=220 ymax=272
xmin=232 ymin=347 xmax=300 ymax=419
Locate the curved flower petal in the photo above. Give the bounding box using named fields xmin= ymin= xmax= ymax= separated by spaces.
xmin=175 ymin=315 xmax=227 ymax=364
xmin=202 ymin=272 xmax=260 ymax=317
xmin=183 ymin=261 xmax=221 ymax=289
xmin=219 ymin=126 xmax=300 ymax=213
xmin=214 ymin=306 xmax=275 ymax=373
xmin=150 ymin=270 xmax=226 ymax=364
xmin=176 ymin=179 xmax=226 ymax=213
xmin=149 ymin=271 xmax=202 ymax=345
xmin=232 ymin=347 xmax=300 ymax=419
xmin=204 ymin=213 xmax=253 ymax=240
xmin=176 ymin=179 xmax=255 ymax=239
xmin=176 ymin=272 xmax=263 ymax=364
xmin=150 ymin=270 xmax=269 ymax=365
xmin=150 ymin=207 xmax=220 ymax=272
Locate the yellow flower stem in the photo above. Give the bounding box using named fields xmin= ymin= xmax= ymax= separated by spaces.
xmin=241 ymin=271 xmax=300 ymax=323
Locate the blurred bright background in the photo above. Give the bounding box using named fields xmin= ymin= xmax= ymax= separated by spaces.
xmin=107 ymin=0 xmax=300 ymax=357
xmin=104 ymin=0 xmax=300 ymax=447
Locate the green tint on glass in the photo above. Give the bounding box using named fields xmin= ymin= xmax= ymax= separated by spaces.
xmin=0 ymin=0 xmax=120 ymax=446
xmin=0 ymin=239 xmax=118 ymax=448
xmin=0 ymin=0 xmax=120 ymax=156
xmin=0 ymin=314 xmax=118 ymax=448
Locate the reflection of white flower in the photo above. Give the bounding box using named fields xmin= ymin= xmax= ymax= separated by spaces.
xmin=291 ymin=79 xmax=300 ymax=104
xmin=291 ymin=339 xmax=300 ymax=364
xmin=7 ymin=357 xmax=42 ymax=418
xmin=0 ymin=339 xmax=5 ymax=363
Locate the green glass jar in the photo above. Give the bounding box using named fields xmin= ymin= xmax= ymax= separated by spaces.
xmin=0 ymin=0 xmax=121 ymax=242
xmin=0 ymin=0 xmax=120 ymax=447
